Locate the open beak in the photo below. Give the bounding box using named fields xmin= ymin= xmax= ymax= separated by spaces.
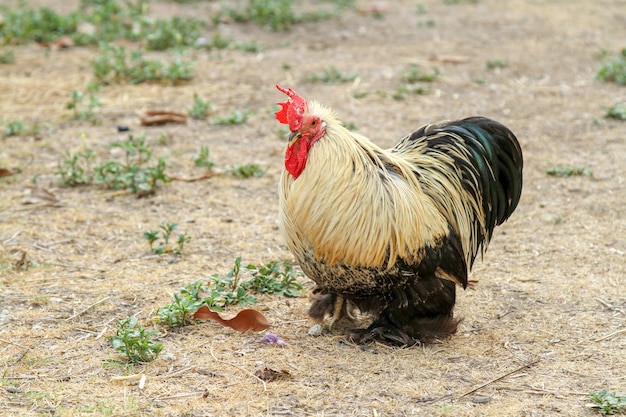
xmin=288 ymin=131 xmax=301 ymax=143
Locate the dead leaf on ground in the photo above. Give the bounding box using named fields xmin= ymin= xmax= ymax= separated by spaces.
xmin=254 ymin=367 xmax=292 ymax=382
xmin=140 ymin=111 xmax=187 ymax=126
xmin=40 ymin=36 xmax=74 ymax=50
xmin=357 ymin=2 xmax=389 ymax=16
xmin=22 ymin=186 xmax=61 ymax=205
xmin=430 ymin=54 xmax=471 ymax=64
xmin=193 ymin=306 xmax=270 ymax=332
xmin=0 ymin=168 xmax=17 ymax=177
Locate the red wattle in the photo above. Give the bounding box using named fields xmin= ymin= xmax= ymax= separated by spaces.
xmin=285 ymin=139 xmax=309 ymax=179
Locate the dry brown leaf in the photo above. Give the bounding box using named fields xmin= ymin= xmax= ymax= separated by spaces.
xmin=193 ymin=306 xmax=270 ymax=332
xmin=357 ymin=2 xmax=389 ymax=16
xmin=254 ymin=367 xmax=291 ymax=382
xmin=430 ymin=54 xmax=470 ymax=64
xmin=0 ymin=168 xmax=16 ymax=177
xmin=40 ymin=36 xmax=74 ymax=49
xmin=140 ymin=111 xmax=188 ymax=126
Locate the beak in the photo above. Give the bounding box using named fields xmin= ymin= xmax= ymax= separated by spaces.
xmin=288 ymin=131 xmax=301 ymax=143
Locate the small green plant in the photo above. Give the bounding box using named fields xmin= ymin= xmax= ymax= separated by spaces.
xmin=157 ymin=280 xmax=205 ymax=327
xmin=157 ymin=258 xmax=258 ymax=328
xmin=211 ymin=110 xmax=251 ymax=125
xmin=91 ymin=44 xmax=193 ymax=86
xmin=587 ymin=389 xmax=626 ymax=415
xmin=401 ymin=64 xmax=439 ymax=83
xmin=233 ymin=40 xmax=263 ymax=53
xmin=3 ymin=120 xmax=25 ymax=138
xmin=597 ymin=48 xmax=626 ymax=85
xmin=0 ymin=50 xmax=15 ymax=64
xmin=142 ymin=17 xmax=203 ymax=51
xmin=189 ymin=93 xmax=212 ymax=119
xmin=94 ymin=134 xmax=170 ymax=195
xmin=227 ymin=164 xmax=266 ymax=178
xmin=392 ymin=84 xmax=430 ymax=100
xmin=0 ymin=5 xmax=81 ymax=45
xmin=216 ymin=0 xmax=353 ymax=31
xmin=306 ymin=66 xmax=359 ymax=84
xmin=243 ymin=261 xmax=303 ymax=297
xmin=219 ymin=0 xmax=298 ymax=31
xmin=605 ymin=103 xmax=626 ymax=120
xmin=486 ymin=59 xmax=509 ymax=70
xmin=66 ymin=90 xmax=101 ymax=122
xmin=56 ymin=148 xmax=96 ymax=186
xmin=193 ymin=146 xmax=215 ymax=170
xmin=110 ymin=317 xmax=163 ymax=363
xmin=143 ymin=221 xmax=191 ymax=255
xmin=546 ymin=164 xmax=593 ymax=178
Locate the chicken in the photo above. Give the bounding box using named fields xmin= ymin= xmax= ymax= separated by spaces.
xmin=274 ymin=85 xmax=523 ymax=345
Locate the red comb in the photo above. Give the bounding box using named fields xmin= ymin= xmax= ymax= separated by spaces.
xmin=275 ymin=85 xmax=306 ymax=132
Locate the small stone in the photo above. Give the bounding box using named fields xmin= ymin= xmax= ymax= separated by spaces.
xmin=308 ymin=324 xmax=323 ymax=337
xmin=471 ymin=396 xmax=492 ymax=404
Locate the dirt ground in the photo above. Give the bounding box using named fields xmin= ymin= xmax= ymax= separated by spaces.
xmin=1 ymin=0 xmax=626 ymax=416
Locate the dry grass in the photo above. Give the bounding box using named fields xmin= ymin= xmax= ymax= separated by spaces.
xmin=1 ymin=0 xmax=626 ymax=416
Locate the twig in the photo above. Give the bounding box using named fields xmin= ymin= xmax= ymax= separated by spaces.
xmin=66 ymin=296 xmax=110 ymax=321
xmin=458 ymin=359 xmax=539 ymax=398
xmin=0 ymin=337 xmax=30 ymax=348
xmin=594 ymin=328 xmax=626 ymax=342
xmin=153 ymin=392 xmax=206 ymax=401
xmin=169 ymin=171 xmax=219 ymax=182
xmin=159 ymin=366 xmax=195 ymax=378
xmin=210 ymin=340 xmax=267 ymax=391
xmin=110 ymin=374 xmax=144 ymax=383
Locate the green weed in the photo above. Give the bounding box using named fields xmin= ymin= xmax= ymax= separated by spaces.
xmin=233 ymin=40 xmax=264 ymax=53
xmin=605 ymin=103 xmax=626 ymax=120
xmin=218 ymin=0 xmax=298 ymax=32
xmin=243 ymin=261 xmax=303 ymax=297
xmin=306 ymin=66 xmax=359 ymax=83
xmin=486 ymin=59 xmax=509 ymax=70
xmin=142 ymin=17 xmax=203 ymax=51
xmin=211 ymin=110 xmax=251 ymax=125
xmin=0 ymin=5 xmax=81 ymax=44
xmin=94 ymin=134 xmax=170 ymax=195
xmin=193 ymin=146 xmax=215 ymax=170
xmin=157 ymin=258 xmax=257 ymax=327
xmin=189 ymin=93 xmax=212 ymax=120
xmin=56 ymin=148 xmax=96 ymax=186
xmin=545 ymin=164 xmax=593 ymax=178
xmin=66 ymin=90 xmax=101 ymax=123
xmin=214 ymin=0 xmax=354 ymax=32
xmin=0 ymin=50 xmax=15 ymax=64
xmin=392 ymin=84 xmax=430 ymax=100
xmin=110 ymin=317 xmax=163 ymax=363
xmin=91 ymin=44 xmax=193 ymax=86
xmin=3 ymin=120 xmax=25 ymax=138
xmin=227 ymin=163 xmax=266 ymax=178
xmin=157 ymin=258 xmax=302 ymax=328
xmin=597 ymin=48 xmax=626 ymax=85
xmin=587 ymin=389 xmax=626 ymax=415
xmin=401 ymin=64 xmax=439 ymax=83
xmin=143 ymin=221 xmax=191 ymax=255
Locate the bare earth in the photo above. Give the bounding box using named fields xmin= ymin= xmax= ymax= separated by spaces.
xmin=1 ymin=0 xmax=625 ymax=416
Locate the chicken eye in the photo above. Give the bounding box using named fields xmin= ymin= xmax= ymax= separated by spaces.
xmin=311 ymin=120 xmax=317 ymax=127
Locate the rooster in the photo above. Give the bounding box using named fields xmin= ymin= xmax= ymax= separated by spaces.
xmin=275 ymin=85 xmax=523 ymax=345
